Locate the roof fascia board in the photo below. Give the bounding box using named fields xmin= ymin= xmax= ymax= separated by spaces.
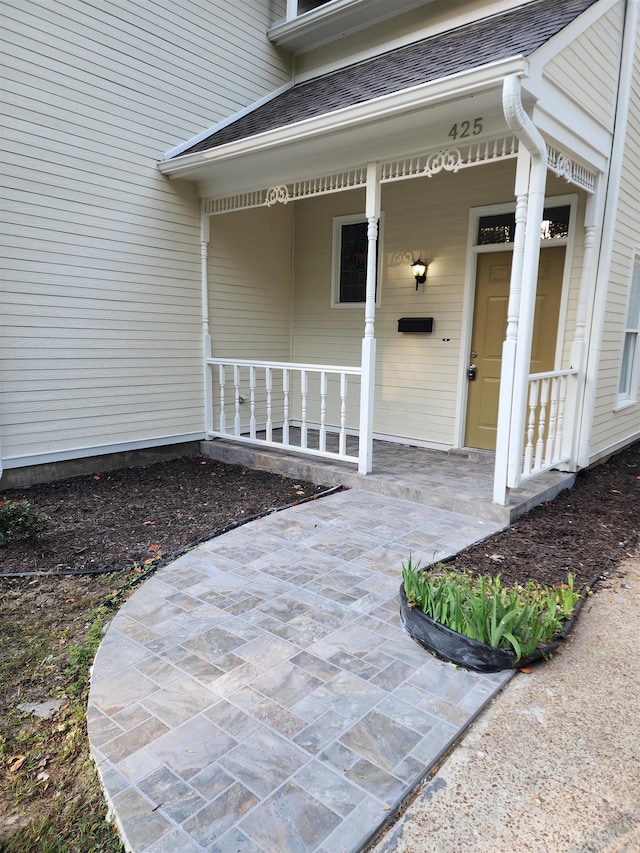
xmin=158 ymin=56 xmax=527 ymax=178
xmin=526 ymin=0 xmax=619 ymax=71
xmin=268 ymin=0 xmax=435 ymax=53
xmin=162 ymin=83 xmax=293 ymax=160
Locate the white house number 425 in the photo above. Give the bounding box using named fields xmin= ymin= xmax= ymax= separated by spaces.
xmin=448 ymin=117 xmax=483 ymax=140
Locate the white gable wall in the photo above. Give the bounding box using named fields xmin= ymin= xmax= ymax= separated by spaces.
xmin=543 ymin=1 xmax=624 ymax=130
xmin=589 ymin=20 xmax=640 ymax=461
xmin=1 ymin=0 xmax=290 ymax=472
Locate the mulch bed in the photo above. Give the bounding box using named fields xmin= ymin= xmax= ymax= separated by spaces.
xmin=0 ymin=457 xmax=329 ymax=576
xmin=444 ymin=441 xmax=640 ymax=589
xmin=0 ymin=442 xmax=639 ymax=587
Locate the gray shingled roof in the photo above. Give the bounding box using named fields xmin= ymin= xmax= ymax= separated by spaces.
xmin=176 ymin=0 xmax=599 ymax=158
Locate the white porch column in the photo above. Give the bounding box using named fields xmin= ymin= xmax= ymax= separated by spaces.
xmin=493 ymin=147 xmax=530 ymax=504
xmin=201 ymin=211 xmax=213 ymax=437
xmin=358 ymin=162 xmax=381 ymax=475
xmin=565 ymin=189 xmax=600 ymax=466
xmin=502 ymin=75 xmax=548 ymax=493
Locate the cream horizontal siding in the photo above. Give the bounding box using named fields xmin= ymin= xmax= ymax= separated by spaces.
xmin=290 ymin=166 xmax=586 ymax=447
xmin=208 ymin=206 xmax=293 ymax=362
xmin=544 ymin=2 xmax=624 ymax=130
xmin=588 ymin=25 xmax=640 ymax=461
xmin=295 ymin=0 xmax=522 ymax=81
xmin=292 ymin=167 xmax=502 ymax=446
xmin=1 ymin=0 xmax=290 ymax=470
xmin=207 ymin=206 xmax=293 ymax=427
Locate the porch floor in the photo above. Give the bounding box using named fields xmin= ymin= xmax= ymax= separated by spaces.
xmin=201 ymin=432 xmax=575 ymax=526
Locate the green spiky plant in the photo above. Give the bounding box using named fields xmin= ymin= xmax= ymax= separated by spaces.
xmin=402 ymin=555 xmax=580 ymax=660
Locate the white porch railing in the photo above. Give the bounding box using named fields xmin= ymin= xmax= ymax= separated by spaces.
xmin=520 ymin=368 xmax=578 ymax=481
xmin=207 ymin=358 xmax=362 ymax=464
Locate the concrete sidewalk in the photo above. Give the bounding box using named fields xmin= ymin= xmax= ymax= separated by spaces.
xmin=371 ymin=554 xmax=640 ymax=853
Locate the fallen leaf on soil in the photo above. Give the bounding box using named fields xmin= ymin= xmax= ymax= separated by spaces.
xmin=148 ymin=544 xmax=160 ymax=552
xmin=143 ymin=520 xmax=156 ymax=525
xmin=9 ymin=756 xmax=26 ymax=772
xmin=93 ymin=475 xmax=101 ymax=481
xmin=519 ymin=667 xmax=533 ymax=674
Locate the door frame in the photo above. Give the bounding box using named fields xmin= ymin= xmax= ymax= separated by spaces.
xmin=454 ymin=193 xmax=579 ymax=450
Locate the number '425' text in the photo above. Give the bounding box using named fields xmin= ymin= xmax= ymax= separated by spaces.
xmin=449 ymin=117 xmax=483 ymax=140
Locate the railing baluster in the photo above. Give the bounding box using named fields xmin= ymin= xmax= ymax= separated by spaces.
xmin=545 ymin=376 xmax=559 ymax=465
xmin=534 ymin=378 xmax=549 ymax=471
xmin=265 ymin=367 xmax=272 ymax=442
xmin=218 ymin=364 xmax=226 ymax=433
xmin=282 ymin=368 xmax=289 ymax=445
xmin=300 ymin=369 xmax=308 ymax=450
xmin=319 ymin=371 xmax=327 ymax=452
xmin=339 ymin=373 xmax=347 ymax=456
xmin=524 ymin=380 xmax=538 ymax=475
xmin=249 ymin=366 xmax=256 ymax=439
xmin=554 ymin=375 xmax=567 ymax=460
xmin=233 ymin=365 xmax=241 ymax=436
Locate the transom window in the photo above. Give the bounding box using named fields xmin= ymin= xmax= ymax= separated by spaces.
xmin=477 ymin=205 xmax=570 ymax=245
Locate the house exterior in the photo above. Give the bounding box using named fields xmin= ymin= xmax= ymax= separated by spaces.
xmin=1 ymin=0 xmax=639 ymax=506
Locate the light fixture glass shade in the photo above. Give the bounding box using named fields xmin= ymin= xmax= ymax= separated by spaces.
xmin=411 ymin=259 xmax=427 ymax=284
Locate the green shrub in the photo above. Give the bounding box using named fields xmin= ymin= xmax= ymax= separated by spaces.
xmin=0 ymin=499 xmax=48 ymax=547
xmin=402 ymin=555 xmax=580 ymax=660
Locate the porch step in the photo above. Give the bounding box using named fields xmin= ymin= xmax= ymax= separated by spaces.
xmin=200 ymin=438 xmax=575 ymax=527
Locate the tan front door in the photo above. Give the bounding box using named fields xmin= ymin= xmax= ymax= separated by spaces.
xmin=464 ymin=247 xmax=565 ymax=450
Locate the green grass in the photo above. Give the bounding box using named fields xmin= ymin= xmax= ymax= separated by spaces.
xmin=0 ymin=573 xmax=140 ymax=852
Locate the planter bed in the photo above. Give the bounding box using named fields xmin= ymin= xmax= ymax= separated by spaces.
xmin=399 ymin=580 xmax=596 ymax=672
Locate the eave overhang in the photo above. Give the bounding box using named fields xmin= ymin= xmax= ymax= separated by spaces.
xmin=268 ymin=0 xmax=439 ymax=54
xmin=158 ymin=57 xmax=528 ymax=195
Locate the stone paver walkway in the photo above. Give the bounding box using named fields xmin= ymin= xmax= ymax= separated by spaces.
xmin=88 ymin=490 xmax=511 ymax=853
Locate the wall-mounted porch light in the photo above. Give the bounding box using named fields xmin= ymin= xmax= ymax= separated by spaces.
xmin=411 ymin=258 xmax=428 ymax=289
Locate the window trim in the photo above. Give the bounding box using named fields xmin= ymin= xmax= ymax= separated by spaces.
xmin=616 ymin=253 xmax=640 ymax=407
xmin=331 ymin=213 xmax=384 ymax=308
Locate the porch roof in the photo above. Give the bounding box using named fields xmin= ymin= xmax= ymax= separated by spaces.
xmin=171 ymin=0 xmax=598 ymax=159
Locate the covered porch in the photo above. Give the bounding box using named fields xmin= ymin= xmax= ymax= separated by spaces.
xmin=159 ymin=3 xmax=610 ymax=514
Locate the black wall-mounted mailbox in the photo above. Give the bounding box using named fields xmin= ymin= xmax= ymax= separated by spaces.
xmin=398 ymin=317 xmax=434 ymax=333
